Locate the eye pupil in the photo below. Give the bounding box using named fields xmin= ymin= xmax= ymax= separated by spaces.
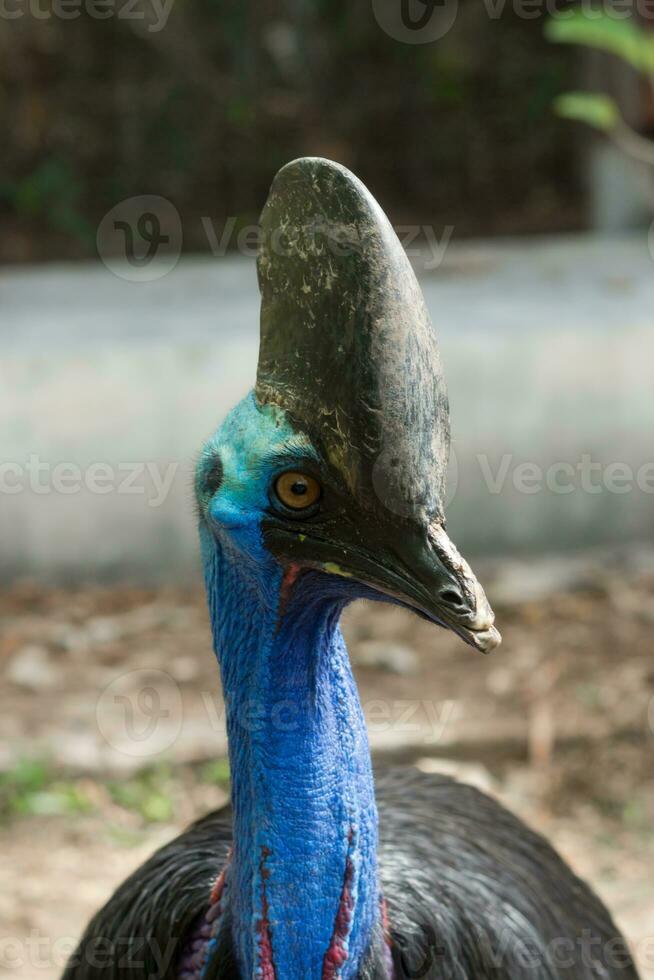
xmin=291 ymin=481 xmax=307 ymax=496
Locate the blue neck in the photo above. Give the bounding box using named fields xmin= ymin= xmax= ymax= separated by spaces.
xmin=202 ymin=530 xmax=381 ymax=979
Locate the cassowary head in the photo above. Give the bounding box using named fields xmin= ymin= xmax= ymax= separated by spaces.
xmin=195 ymin=157 xmax=500 ymax=654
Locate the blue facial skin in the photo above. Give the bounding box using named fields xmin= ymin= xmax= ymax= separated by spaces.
xmin=196 ymin=392 xmax=382 ymax=980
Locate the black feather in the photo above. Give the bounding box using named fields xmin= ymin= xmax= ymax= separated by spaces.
xmin=62 ymin=769 xmax=639 ymax=979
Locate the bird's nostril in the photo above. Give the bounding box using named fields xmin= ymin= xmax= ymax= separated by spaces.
xmin=440 ymin=589 xmax=465 ymax=608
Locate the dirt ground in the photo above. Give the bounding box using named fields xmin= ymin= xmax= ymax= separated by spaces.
xmin=1 ymin=552 xmax=653 ymax=979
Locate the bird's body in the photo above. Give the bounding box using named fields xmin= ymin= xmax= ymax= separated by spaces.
xmin=63 ymin=158 xmax=639 ymax=980
xmin=65 ymin=769 xmax=638 ymax=979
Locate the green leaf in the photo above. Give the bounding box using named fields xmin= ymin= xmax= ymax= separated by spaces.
xmin=554 ymin=92 xmax=620 ymax=132
xmin=545 ymin=11 xmax=654 ymax=74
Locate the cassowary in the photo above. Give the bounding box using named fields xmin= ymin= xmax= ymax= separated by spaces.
xmin=63 ymin=158 xmax=639 ymax=980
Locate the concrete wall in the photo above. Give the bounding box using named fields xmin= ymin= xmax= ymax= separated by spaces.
xmin=2 ymin=234 xmax=654 ymax=582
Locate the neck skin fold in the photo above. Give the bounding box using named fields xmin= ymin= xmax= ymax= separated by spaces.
xmin=202 ymin=529 xmax=382 ymax=979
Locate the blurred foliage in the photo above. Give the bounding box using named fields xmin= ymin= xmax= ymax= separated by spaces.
xmin=0 ymin=159 xmax=94 ymax=245
xmin=200 ymin=758 xmax=231 ymax=786
xmin=546 ymin=11 xmax=654 ymax=74
xmin=0 ymin=0 xmax=582 ymax=261
xmin=0 ymin=758 xmax=92 ymax=820
xmin=107 ymin=764 xmax=175 ymax=823
xmin=554 ymin=91 xmax=620 ymax=132
xmin=0 ymin=757 xmax=231 ymax=826
xmin=546 ymin=9 xmax=654 ymax=164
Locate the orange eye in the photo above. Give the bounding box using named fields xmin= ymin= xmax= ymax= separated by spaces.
xmin=274 ymin=471 xmax=321 ymax=511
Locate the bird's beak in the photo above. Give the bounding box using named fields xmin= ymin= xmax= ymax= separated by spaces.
xmin=371 ymin=521 xmax=500 ymax=654
xmin=268 ymin=518 xmax=501 ymax=654
xmin=334 ymin=521 xmax=500 ymax=655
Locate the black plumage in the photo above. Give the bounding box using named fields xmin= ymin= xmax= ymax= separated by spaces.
xmin=63 ymin=769 xmax=639 ymax=979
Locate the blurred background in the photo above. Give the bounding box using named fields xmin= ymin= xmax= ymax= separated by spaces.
xmin=1 ymin=2 xmax=654 ymax=978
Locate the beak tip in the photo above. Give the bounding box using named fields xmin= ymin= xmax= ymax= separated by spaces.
xmin=473 ymin=625 xmax=502 ymax=655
